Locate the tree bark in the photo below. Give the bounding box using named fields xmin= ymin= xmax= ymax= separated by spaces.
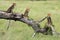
xmin=0 ymin=10 xmax=47 ymax=34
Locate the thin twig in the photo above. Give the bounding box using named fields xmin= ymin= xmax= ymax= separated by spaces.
xmin=7 ymin=20 xmax=11 ymax=30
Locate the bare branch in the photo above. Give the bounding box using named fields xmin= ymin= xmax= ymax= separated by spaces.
xmin=0 ymin=10 xmax=55 ymax=36
xmin=37 ymin=16 xmax=47 ymax=23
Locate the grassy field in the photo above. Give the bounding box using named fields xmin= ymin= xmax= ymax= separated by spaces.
xmin=0 ymin=1 xmax=60 ymax=40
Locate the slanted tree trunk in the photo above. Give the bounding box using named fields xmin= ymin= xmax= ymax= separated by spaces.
xmin=0 ymin=3 xmax=57 ymax=36
xmin=0 ymin=3 xmax=58 ymax=37
xmin=0 ymin=10 xmax=47 ymax=33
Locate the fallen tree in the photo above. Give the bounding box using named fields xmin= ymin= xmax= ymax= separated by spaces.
xmin=0 ymin=3 xmax=58 ymax=37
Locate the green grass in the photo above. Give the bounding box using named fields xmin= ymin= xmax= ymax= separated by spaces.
xmin=0 ymin=1 xmax=60 ymax=40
